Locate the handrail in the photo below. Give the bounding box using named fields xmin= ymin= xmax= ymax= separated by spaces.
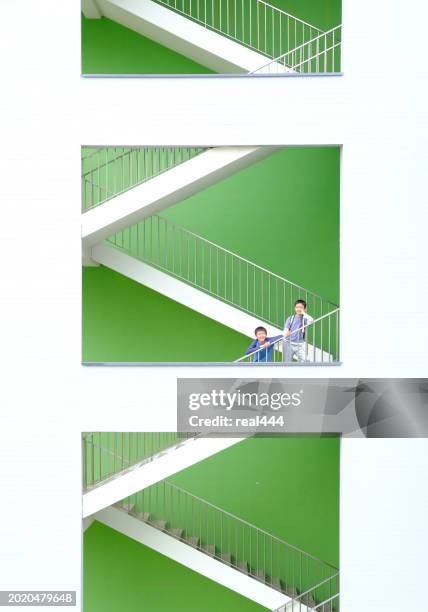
xmin=254 ymin=25 xmax=341 ymax=70
xmin=235 ymin=308 xmax=340 ymax=364
xmin=81 ymin=146 xmax=141 ymax=178
xmin=252 ymin=25 xmax=342 ymax=74
xmin=81 ymin=147 xmax=206 ymax=212
xmin=107 ymin=215 xmax=338 ymax=333
xmin=156 ymin=216 xmax=338 ymax=306
xmin=273 ymin=572 xmax=340 ymax=612
xmin=152 ymin=0 xmax=327 ymax=61
xmin=295 ymin=573 xmax=340 ymax=601
xmin=82 ymin=432 xmax=197 ymax=490
xmin=120 ymin=478 xmax=338 ymax=599
xmin=163 ymin=480 xmax=338 ymax=570
xmin=313 ymin=593 xmax=339 ymax=609
xmin=291 ymin=42 xmax=341 ymax=73
xmin=274 ymin=591 xmax=339 ymax=611
xmin=81 ymin=147 xmax=106 ymax=161
xmin=256 ymin=0 xmax=324 ymax=32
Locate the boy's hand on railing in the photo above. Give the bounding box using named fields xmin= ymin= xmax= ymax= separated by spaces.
xmin=261 ymin=342 xmax=270 ymax=348
xmin=284 ymin=330 xmax=291 ymax=337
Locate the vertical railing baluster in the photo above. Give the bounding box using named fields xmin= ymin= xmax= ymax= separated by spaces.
xmin=249 ymin=0 xmax=252 ymax=47
xmin=216 ymin=246 xmax=219 ymax=296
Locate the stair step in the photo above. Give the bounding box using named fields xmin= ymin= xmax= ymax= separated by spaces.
xmin=168 ymin=527 xmax=184 ymax=539
xmin=284 ymin=586 xmax=299 ymax=599
xmin=202 ymin=544 xmax=216 ymax=556
xmin=134 ymin=511 xmax=150 ymax=522
xmin=119 ymin=501 xmax=135 ymax=513
xmin=185 ymin=535 xmax=200 ymax=547
xmin=237 ymin=561 xmax=249 ymax=574
xmin=220 ymin=552 xmax=231 ymax=564
xmin=152 ymin=520 xmax=167 ymax=530
xmin=300 ymin=595 xmax=317 ymax=608
xmin=271 ymin=577 xmax=283 ymax=591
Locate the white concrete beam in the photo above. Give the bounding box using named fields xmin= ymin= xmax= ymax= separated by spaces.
xmin=82 ymin=146 xmax=278 ymax=248
xmin=82 ymin=0 xmax=102 ymax=19
xmin=83 ymin=436 xmax=242 ymax=517
xmin=95 ymin=506 xmax=291 ymax=611
xmin=82 ymin=516 xmax=95 ymax=532
xmin=91 ymin=0 xmax=281 ymax=73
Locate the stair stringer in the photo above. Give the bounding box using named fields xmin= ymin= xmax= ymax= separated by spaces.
xmin=83 ymin=436 xmax=243 ymax=517
xmin=84 ymin=0 xmax=286 ymax=73
xmin=95 ymin=505 xmax=292 ymax=611
xmin=82 ymin=146 xmax=278 ymax=249
xmin=82 ymin=0 xmax=102 ymax=18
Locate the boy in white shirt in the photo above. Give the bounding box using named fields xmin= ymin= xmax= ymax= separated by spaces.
xmin=283 ymin=299 xmax=314 ymax=362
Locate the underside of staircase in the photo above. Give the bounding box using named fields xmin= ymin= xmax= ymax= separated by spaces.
xmin=83 ymin=435 xmax=243 ymax=517
xmin=90 ymin=240 xmax=336 ymax=362
xmin=94 ymin=505 xmax=292 ymax=609
xmin=82 ymin=0 xmax=292 ymax=73
xmin=82 ymin=146 xmax=278 ymax=247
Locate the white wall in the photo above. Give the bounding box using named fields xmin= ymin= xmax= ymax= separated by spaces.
xmin=0 ymin=2 xmax=427 ymax=612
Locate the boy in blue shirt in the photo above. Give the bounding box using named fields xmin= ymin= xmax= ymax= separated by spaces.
xmin=245 ymin=327 xmax=283 ymax=363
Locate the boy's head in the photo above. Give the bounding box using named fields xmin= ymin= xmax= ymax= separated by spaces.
xmin=294 ymin=299 xmax=307 ymax=315
xmin=254 ymin=326 xmax=267 ymax=342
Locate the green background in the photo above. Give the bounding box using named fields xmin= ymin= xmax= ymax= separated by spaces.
xmin=81 ymin=15 xmax=214 ymax=75
xmin=81 ymin=1 xmax=341 ymax=74
xmin=169 ymin=436 xmax=339 ymax=566
xmin=82 ymin=266 xmax=249 ymax=362
xmin=84 ymin=437 xmax=339 ymax=611
xmin=82 ymin=147 xmax=340 ymax=363
xmin=84 ymin=521 xmax=267 ymax=612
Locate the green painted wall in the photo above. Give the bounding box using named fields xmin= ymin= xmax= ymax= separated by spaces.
xmin=81 ymin=2 xmax=341 ymax=74
xmin=82 ymin=266 xmax=249 ymax=362
xmin=81 ymin=16 xmax=214 ymax=74
xmin=169 ymin=436 xmax=339 ymax=567
xmin=84 ymin=521 xmax=267 ymax=612
xmin=161 ymin=147 xmax=340 ymax=304
xmin=268 ymin=1 xmax=341 ymax=31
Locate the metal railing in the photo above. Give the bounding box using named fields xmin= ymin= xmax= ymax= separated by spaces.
xmin=106 ymin=215 xmax=338 ymax=332
xmin=118 ymin=479 xmax=338 ymax=601
xmin=274 ymin=577 xmax=339 ymax=611
xmin=235 ymin=309 xmax=340 ymax=364
xmin=81 ymin=147 xmax=206 ymax=212
xmin=153 ymin=0 xmax=327 ymax=61
xmin=252 ymin=26 xmax=342 ymax=74
xmin=82 ymin=432 xmax=197 ymax=490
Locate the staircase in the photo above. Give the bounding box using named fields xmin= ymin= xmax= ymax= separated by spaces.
xmin=252 ymin=25 xmax=342 ymax=75
xmin=108 ymin=479 xmax=339 ymax=610
xmin=82 ymin=0 xmax=341 ymax=74
xmin=82 ymin=146 xmax=206 ymax=212
xmin=88 ymin=214 xmax=340 ymax=363
xmin=81 ymin=145 xmax=277 ymax=247
xmin=82 ymin=432 xmax=243 ymax=517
